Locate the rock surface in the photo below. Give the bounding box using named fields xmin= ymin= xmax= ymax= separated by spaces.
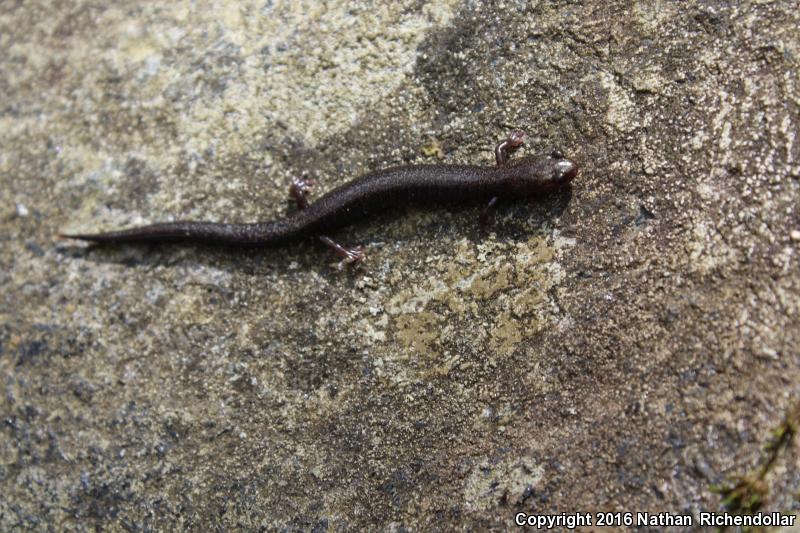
xmin=1 ymin=1 xmax=798 ymax=530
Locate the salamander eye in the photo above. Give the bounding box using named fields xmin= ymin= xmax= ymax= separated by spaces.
xmin=550 ymin=149 xmax=565 ymax=160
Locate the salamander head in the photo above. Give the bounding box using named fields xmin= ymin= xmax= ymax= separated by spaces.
xmin=506 ymin=150 xmax=578 ymax=195
xmin=547 ymin=149 xmax=579 ymax=185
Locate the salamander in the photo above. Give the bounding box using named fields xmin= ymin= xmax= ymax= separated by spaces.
xmin=61 ymin=131 xmax=578 ymax=263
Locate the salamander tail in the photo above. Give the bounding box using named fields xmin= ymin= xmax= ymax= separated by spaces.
xmin=58 ymin=220 xmax=298 ymax=245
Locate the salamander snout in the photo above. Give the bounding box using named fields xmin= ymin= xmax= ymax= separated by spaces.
xmin=550 ymin=150 xmax=578 ymax=184
xmin=505 ymin=151 xmax=578 ymax=195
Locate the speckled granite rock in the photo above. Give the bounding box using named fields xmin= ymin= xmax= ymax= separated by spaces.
xmin=1 ymin=1 xmax=798 ymax=530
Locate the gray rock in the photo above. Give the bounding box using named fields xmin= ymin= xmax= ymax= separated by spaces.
xmin=1 ymin=1 xmax=798 ymax=530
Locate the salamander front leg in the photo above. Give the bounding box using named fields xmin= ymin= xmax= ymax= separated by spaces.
xmin=481 ymin=131 xmax=526 ymax=225
xmin=479 ymin=196 xmax=499 ymax=226
xmin=494 ymin=130 xmax=525 ymax=166
xmin=288 ymin=174 xmax=365 ymax=266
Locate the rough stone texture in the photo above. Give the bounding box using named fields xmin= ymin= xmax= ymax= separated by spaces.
xmin=1 ymin=0 xmax=799 ymax=530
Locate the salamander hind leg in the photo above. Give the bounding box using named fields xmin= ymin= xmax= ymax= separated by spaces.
xmin=319 ymin=236 xmax=365 ymax=269
xmin=289 ymin=173 xmax=315 ymax=210
xmin=289 ymin=174 xmax=365 ymax=267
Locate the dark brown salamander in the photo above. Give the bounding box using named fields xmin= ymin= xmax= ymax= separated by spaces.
xmin=61 ymin=132 xmax=578 ymax=263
